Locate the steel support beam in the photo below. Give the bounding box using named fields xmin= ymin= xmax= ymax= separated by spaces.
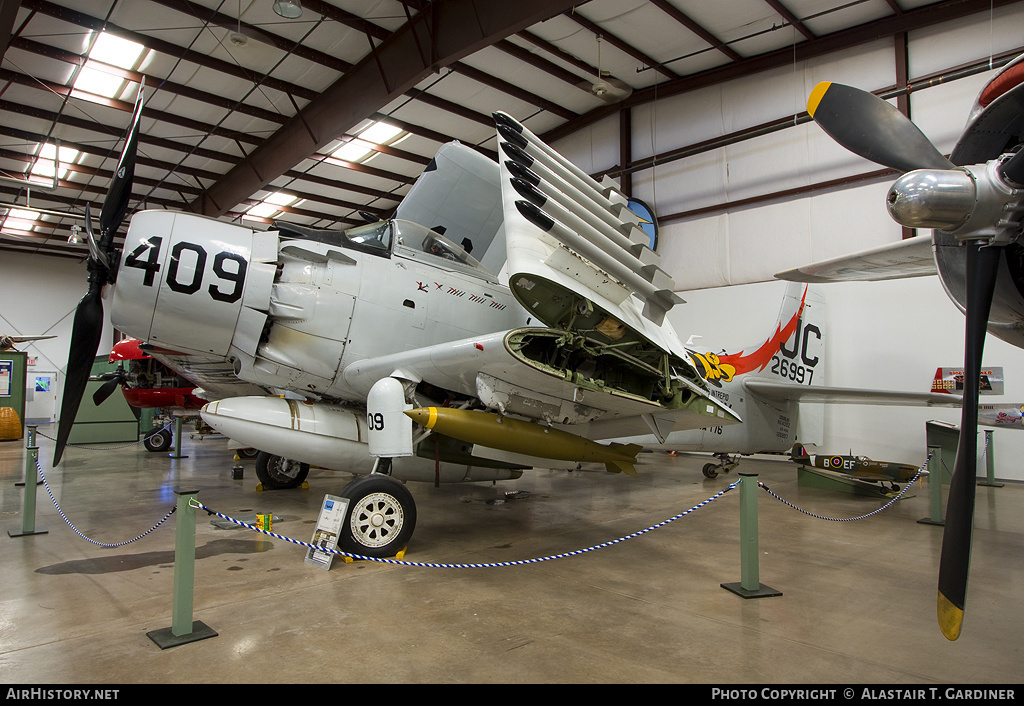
xmin=190 ymin=0 xmax=580 ymax=218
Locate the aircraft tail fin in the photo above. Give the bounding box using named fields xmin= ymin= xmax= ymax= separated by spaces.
xmin=790 ymin=443 xmax=810 ymax=462
xmin=714 ymin=282 xmax=826 ymax=385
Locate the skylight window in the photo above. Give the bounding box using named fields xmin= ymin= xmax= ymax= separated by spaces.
xmin=359 ymin=121 xmax=403 ymax=144
xmin=331 ymin=139 xmax=373 ymax=163
xmin=243 ymin=192 xmax=299 ymax=221
xmin=29 ymin=144 xmax=80 ymax=185
xmin=2 ymin=209 xmax=38 ymax=233
xmin=327 ymin=120 xmax=407 ymax=166
xmin=88 ymin=33 xmax=144 ymax=67
xmin=71 ymin=32 xmax=146 ymax=103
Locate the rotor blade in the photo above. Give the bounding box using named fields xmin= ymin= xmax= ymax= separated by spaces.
xmin=807 ymin=82 xmax=954 ymax=173
xmin=54 ymin=277 xmax=104 ymax=465
xmin=98 ymin=86 xmax=143 ymax=249
xmin=92 ymin=375 xmax=121 ymax=406
xmin=937 ymin=240 xmax=1000 ymax=640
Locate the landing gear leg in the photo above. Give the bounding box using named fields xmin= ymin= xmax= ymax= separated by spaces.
xmin=703 ymin=453 xmax=741 ymax=479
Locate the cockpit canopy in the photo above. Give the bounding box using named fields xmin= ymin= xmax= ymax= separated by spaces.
xmin=275 ymin=218 xmax=493 ymax=280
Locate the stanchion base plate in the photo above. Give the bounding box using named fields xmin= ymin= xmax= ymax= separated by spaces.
xmin=147 ymin=620 xmax=218 ymax=649
xmin=8 ymin=529 xmax=47 ymax=537
xmin=917 ymin=517 xmax=944 ymax=526
xmin=721 ymin=582 xmax=782 ymax=599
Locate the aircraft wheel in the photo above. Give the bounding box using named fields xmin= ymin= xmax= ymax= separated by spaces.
xmin=255 ymin=452 xmax=310 ymax=490
xmin=143 ymin=428 xmax=172 ymax=453
xmin=702 ymin=463 xmax=719 ymax=479
xmin=338 ymin=475 xmax=416 ymax=559
xmin=237 ymin=447 xmax=259 ymax=459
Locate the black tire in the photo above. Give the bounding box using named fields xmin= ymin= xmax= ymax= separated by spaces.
xmin=237 ymin=447 xmax=259 ymax=459
xmin=143 ymin=428 xmax=172 ymax=453
xmin=702 ymin=463 xmax=719 ymax=479
xmin=255 ymin=451 xmax=310 ymax=490
xmin=338 ymin=475 xmax=416 ymax=558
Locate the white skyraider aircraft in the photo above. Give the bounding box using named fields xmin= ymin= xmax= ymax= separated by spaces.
xmin=56 ymin=100 xmax=959 ymax=566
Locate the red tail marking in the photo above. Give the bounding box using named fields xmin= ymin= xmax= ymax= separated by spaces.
xmin=717 ymin=287 xmax=808 ymax=376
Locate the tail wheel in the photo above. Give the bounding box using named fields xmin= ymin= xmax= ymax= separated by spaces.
xmin=339 ymin=475 xmax=416 ymax=558
xmin=255 ymin=451 xmax=309 ymax=490
xmin=702 ymin=463 xmax=719 ymax=479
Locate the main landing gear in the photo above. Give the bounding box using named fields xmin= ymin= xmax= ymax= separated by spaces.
xmin=337 ymin=474 xmax=416 ymax=559
xmin=702 ymin=452 xmax=741 ymax=479
xmin=255 ymin=451 xmax=310 ymax=490
xmin=251 ymin=452 xmax=416 ymax=558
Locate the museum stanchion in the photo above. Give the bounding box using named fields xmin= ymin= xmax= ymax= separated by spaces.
xmin=919 ymin=445 xmax=945 ymax=526
xmin=168 ymin=416 xmax=188 ymax=459
xmin=146 ymin=489 xmax=217 ymax=648
xmin=9 ymin=425 xmax=47 ymax=538
xmin=722 ymin=472 xmax=781 ymax=599
xmin=978 ymin=430 xmax=1003 ymax=487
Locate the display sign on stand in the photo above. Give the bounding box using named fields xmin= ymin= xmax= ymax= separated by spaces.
xmin=304 ymin=494 xmax=350 ymax=570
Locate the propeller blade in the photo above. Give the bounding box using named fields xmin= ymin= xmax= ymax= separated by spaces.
xmin=54 ymin=88 xmax=144 ymax=465
xmin=937 ymin=240 xmax=1000 ymax=640
xmin=999 ymin=149 xmax=1024 ymax=186
xmin=99 ymin=87 xmax=143 ymax=246
xmin=83 ymin=203 xmax=108 ymax=270
xmin=807 ymin=81 xmax=954 ymax=173
xmin=54 ymin=277 xmax=104 ymax=465
xmin=92 ymin=375 xmax=121 ymax=406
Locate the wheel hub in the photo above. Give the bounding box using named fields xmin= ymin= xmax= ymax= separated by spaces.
xmin=351 ymin=492 xmax=404 ymax=548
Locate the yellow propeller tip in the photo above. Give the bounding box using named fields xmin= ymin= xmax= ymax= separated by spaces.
xmin=937 ymin=591 xmax=965 ymax=641
xmin=807 ymin=81 xmax=832 ymax=117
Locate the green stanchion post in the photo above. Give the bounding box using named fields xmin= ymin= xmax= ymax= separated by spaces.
xmin=722 ymin=473 xmax=781 ymax=599
xmin=979 ymin=429 xmax=1003 ymax=488
xmin=146 ymin=489 xmax=217 ymax=648
xmin=919 ymin=446 xmax=944 ymax=526
xmin=9 ymin=425 xmax=47 ymax=538
xmin=169 ymin=416 xmax=188 ymax=459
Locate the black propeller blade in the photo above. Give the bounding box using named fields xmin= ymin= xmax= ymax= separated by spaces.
xmin=92 ymin=367 xmax=125 ymax=407
xmin=937 ymin=240 xmax=999 ymax=640
xmin=1000 ymin=148 xmax=1024 ymax=186
xmin=807 ymin=81 xmax=954 ymax=173
xmin=53 ymin=88 xmax=143 ymax=466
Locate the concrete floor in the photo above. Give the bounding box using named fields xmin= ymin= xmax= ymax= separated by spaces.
xmin=0 ymin=427 xmax=1021 ymax=685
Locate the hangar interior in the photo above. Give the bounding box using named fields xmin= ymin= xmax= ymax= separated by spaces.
xmin=0 ymin=0 xmax=1022 ymax=684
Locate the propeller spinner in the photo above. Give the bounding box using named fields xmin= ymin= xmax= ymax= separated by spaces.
xmin=807 ymin=80 xmax=1024 ymax=640
xmin=53 ymin=89 xmax=143 ymax=466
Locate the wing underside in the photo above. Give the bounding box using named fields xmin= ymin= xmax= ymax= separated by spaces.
xmin=775 ymin=235 xmax=936 ymax=283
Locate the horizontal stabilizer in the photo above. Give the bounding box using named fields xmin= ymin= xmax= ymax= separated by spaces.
xmin=744 ymin=379 xmax=962 ymax=407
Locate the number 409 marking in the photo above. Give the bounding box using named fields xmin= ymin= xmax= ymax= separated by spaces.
xmin=124 ymin=236 xmax=247 ymax=304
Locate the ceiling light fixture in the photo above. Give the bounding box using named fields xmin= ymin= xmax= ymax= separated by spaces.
xmin=272 ymin=0 xmax=302 ymax=19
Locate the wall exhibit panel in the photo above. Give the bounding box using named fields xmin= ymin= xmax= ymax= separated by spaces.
xmin=720 ymin=127 xmax=813 ymax=203
xmin=725 ymin=200 xmax=814 ymax=285
xmin=631 ymin=148 xmax=729 ymax=217
xmin=805 ymin=180 xmax=903 ymax=264
xmin=659 ymin=215 xmax=732 ymax=291
xmin=907 ymin=2 xmax=1024 ymax=79
xmin=630 ymin=84 xmax=726 ymax=162
xmin=908 ymin=72 xmax=994 ymax=157
xmin=550 ymin=113 xmax=621 ymax=179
